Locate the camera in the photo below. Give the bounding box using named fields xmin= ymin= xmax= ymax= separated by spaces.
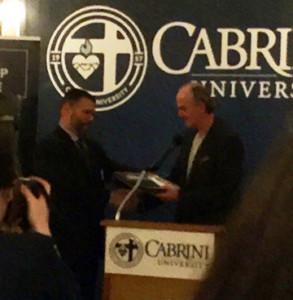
xmin=3 ymin=177 xmax=49 ymax=232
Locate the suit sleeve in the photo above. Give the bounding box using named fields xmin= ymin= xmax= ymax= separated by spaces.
xmin=92 ymin=141 xmax=140 ymax=184
xmin=33 ymin=140 xmax=75 ymax=191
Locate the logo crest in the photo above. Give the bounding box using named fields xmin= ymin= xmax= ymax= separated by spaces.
xmin=109 ymin=233 xmax=144 ymax=268
xmin=47 ymin=5 xmax=148 ymax=111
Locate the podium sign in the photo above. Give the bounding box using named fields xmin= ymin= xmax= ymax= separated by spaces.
xmin=105 ymin=224 xmax=215 ymax=280
xmin=102 ymin=220 xmax=221 ymax=300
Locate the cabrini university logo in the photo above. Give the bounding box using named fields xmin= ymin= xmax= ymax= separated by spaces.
xmin=109 ymin=233 xmax=144 ymax=268
xmin=47 ymin=5 xmax=147 ymax=111
xmin=47 ymin=6 xmax=293 ymax=103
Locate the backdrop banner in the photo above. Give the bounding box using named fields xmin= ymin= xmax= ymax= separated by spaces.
xmin=23 ymin=1 xmax=293 ymax=218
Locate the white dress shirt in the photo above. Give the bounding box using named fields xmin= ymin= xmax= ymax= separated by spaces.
xmin=186 ymin=133 xmax=205 ymax=179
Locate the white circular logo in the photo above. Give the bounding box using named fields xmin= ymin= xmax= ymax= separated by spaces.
xmin=109 ymin=233 xmax=144 ymax=268
xmin=47 ymin=5 xmax=148 ymax=111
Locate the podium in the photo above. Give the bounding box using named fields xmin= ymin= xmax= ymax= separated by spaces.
xmin=101 ymin=220 xmax=222 ymax=300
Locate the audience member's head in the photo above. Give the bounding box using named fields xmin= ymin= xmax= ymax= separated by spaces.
xmin=0 ymin=144 xmax=50 ymax=235
xmin=0 ymin=149 xmax=16 ymax=189
xmin=0 ymin=148 xmax=16 ymax=230
xmin=195 ymin=138 xmax=293 ymax=300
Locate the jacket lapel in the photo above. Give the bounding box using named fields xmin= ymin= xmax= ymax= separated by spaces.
xmin=186 ymin=121 xmax=216 ymax=183
xmin=55 ymin=126 xmax=92 ymax=175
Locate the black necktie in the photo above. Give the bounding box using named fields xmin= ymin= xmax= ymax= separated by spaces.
xmin=76 ymin=138 xmax=90 ymax=164
xmin=76 ymin=137 xmax=87 ymax=151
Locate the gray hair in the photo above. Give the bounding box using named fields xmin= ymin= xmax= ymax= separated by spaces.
xmin=186 ymin=81 xmax=216 ymax=113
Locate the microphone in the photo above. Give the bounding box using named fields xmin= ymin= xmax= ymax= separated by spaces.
xmin=147 ymin=134 xmax=183 ymax=172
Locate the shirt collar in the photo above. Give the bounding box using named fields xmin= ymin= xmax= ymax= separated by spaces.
xmin=59 ymin=121 xmax=79 ymax=142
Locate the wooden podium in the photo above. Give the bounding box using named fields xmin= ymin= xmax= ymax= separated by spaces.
xmin=101 ymin=220 xmax=222 ymax=300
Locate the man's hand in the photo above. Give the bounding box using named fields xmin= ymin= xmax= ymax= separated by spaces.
xmin=109 ymin=189 xmax=139 ymax=210
xmin=21 ymin=177 xmax=51 ymax=236
xmin=156 ymin=181 xmax=180 ymax=202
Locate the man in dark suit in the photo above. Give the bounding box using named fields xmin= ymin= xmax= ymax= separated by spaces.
xmin=34 ymin=89 xmax=113 ymax=300
xmin=156 ymin=82 xmax=244 ymax=225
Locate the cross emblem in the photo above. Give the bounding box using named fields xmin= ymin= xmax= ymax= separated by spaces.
xmin=63 ymin=21 xmax=133 ymax=93
xmin=116 ymin=238 xmax=139 ymax=262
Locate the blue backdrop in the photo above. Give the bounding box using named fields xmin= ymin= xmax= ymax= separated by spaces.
xmin=23 ymin=0 xmax=293 ymax=200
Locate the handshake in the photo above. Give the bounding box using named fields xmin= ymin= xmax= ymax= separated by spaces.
xmin=0 ymin=177 xmax=52 ymax=236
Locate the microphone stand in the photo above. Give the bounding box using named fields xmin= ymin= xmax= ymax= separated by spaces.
xmin=115 ymin=170 xmax=146 ymax=221
xmin=147 ymin=134 xmax=183 ymax=172
xmin=114 ymin=134 xmax=182 ymax=221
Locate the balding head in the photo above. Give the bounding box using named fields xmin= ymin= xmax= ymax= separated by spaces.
xmin=180 ymin=82 xmax=215 ymax=113
xmin=176 ymin=81 xmax=215 ymax=131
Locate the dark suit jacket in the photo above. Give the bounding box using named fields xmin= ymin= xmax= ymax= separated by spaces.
xmin=34 ymin=126 xmax=113 ymax=269
xmin=0 ymin=231 xmax=81 ymax=300
xmin=170 ymin=118 xmax=244 ymax=224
